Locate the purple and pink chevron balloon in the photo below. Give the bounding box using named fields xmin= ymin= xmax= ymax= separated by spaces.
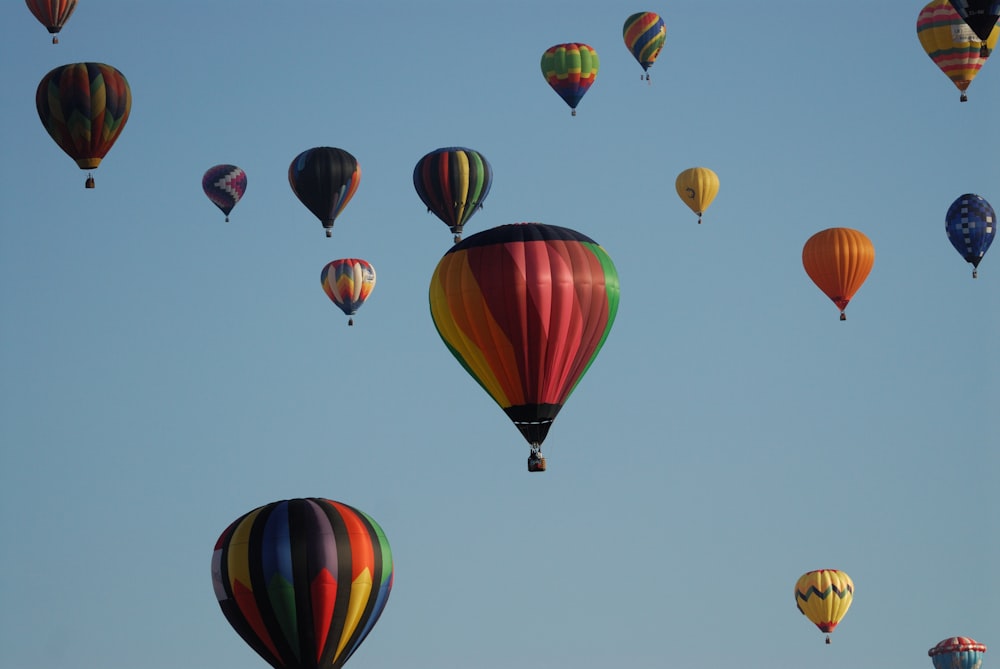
xmin=202 ymin=164 xmax=247 ymax=221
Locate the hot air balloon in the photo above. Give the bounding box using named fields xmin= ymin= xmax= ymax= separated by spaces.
xmin=794 ymin=569 xmax=854 ymax=644
xmin=948 ymin=0 xmax=1000 ymax=53
xmin=36 ymin=62 xmax=132 ymax=188
xmin=429 ymin=223 xmax=620 ymax=472
xmin=802 ymin=228 xmax=875 ymax=321
xmin=212 ymin=498 xmax=393 ymax=669
xmin=289 ymin=147 xmax=360 ymax=237
xmin=929 ymin=637 xmax=987 ymax=669
xmin=541 ymin=43 xmax=599 ymax=116
xmin=917 ymin=0 xmax=998 ymax=101
xmin=321 ymin=259 xmax=376 ymax=326
xmin=203 ymin=164 xmax=247 ymax=222
xmin=946 ymin=193 xmax=995 ymax=277
xmin=25 ymin=0 xmax=76 ymax=43
xmin=675 ymin=167 xmax=719 ymax=224
xmin=623 ymin=12 xmax=666 ymax=80
xmin=413 ymin=147 xmax=493 ymax=243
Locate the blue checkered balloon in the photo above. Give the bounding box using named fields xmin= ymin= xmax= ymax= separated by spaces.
xmin=945 ymin=193 xmax=995 ymax=277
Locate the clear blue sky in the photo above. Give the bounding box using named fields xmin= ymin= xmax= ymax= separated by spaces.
xmin=1 ymin=2 xmax=997 ymax=669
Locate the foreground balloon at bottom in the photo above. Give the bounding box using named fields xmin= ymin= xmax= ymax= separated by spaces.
xmin=212 ymin=498 xmax=393 ymax=669
xmin=795 ymin=569 xmax=854 ymax=644
xmin=321 ymin=258 xmax=376 ymax=326
xmin=929 ymin=637 xmax=986 ymax=669
xmin=429 ymin=223 xmax=620 ymax=472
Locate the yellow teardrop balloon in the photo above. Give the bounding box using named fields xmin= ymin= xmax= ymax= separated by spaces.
xmin=675 ymin=167 xmax=719 ymax=224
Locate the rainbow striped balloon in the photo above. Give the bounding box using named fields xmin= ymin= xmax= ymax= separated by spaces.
xmin=623 ymin=12 xmax=666 ymax=79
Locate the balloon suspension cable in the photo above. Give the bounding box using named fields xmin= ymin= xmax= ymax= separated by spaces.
xmin=85 ymin=174 xmax=95 ymax=189
xmin=348 ymin=317 xmax=354 ymax=326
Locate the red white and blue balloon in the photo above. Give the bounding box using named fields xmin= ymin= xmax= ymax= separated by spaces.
xmin=202 ymin=164 xmax=247 ymax=222
xmin=929 ymin=636 xmax=986 ymax=669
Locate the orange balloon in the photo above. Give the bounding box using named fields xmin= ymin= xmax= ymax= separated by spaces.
xmin=802 ymin=228 xmax=875 ymax=320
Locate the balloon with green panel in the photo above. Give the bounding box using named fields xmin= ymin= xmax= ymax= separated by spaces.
xmin=429 ymin=223 xmax=620 ymax=471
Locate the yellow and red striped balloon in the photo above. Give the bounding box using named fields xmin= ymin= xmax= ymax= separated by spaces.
xmin=917 ymin=0 xmax=999 ymax=101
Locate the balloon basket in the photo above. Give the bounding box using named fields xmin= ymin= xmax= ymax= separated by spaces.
xmin=839 ymin=313 xmax=846 ymax=321
xmin=325 ymin=229 xmax=332 ymax=238
xmin=85 ymin=176 xmax=95 ymax=189
xmin=527 ymin=456 xmax=547 ymax=472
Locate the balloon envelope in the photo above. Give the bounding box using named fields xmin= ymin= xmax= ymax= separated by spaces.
xmin=540 ymin=43 xmax=599 ymax=114
xmin=212 ymin=498 xmax=393 ymax=669
xmin=429 ymin=223 xmax=620 ymax=456
xmin=36 ymin=62 xmax=132 ymax=187
xmin=945 ymin=193 xmax=995 ymax=276
xmin=203 ymin=164 xmax=247 ymax=221
xmin=929 ymin=637 xmax=987 ymax=669
xmin=802 ymin=228 xmax=875 ymax=319
xmin=25 ymin=0 xmax=76 ymax=42
xmin=917 ymin=0 xmax=998 ymax=100
xmin=675 ymin=167 xmax=719 ymax=223
xmin=623 ymin=12 xmax=666 ymax=74
xmin=794 ymin=569 xmax=854 ymax=640
xmin=413 ymin=147 xmax=493 ymax=241
xmin=321 ymin=259 xmax=376 ymax=325
xmin=289 ymin=147 xmax=361 ymax=237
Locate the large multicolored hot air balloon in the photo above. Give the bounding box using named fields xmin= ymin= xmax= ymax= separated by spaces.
xmin=429 ymin=223 xmax=620 ymax=472
xmin=929 ymin=637 xmax=987 ymax=669
xmin=321 ymin=258 xmax=376 ymax=326
xmin=802 ymin=228 xmax=875 ymax=321
xmin=212 ymin=498 xmax=393 ymax=669
xmin=25 ymin=0 xmax=77 ymax=43
xmin=794 ymin=569 xmax=854 ymax=644
xmin=202 ymin=164 xmax=247 ymax=222
xmin=623 ymin=12 xmax=666 ymax=80
xmin=948 ymin=0 xmax=1000 ymax=52
xmin=36 ymin=62 xmax=132 ymax=188
xmin=946 ymin=193 xmax=995 ymax=277
xmin=540 ymin=43 xmax=599 ymax=116
xmin=289 ymin=147 xmax=361 ymax=237
xmin=413 ymin=147 xmax=493 ymax=243
xmin=917 ymin=0 xmax=998 ymax=101
xmin=675 ymin=167 xmax=719 ymax=224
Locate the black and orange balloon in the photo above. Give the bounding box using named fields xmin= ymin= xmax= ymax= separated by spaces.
xmin=212 ymin=498 xmax=393 ymax=669
xmin=429 ymin=223 xmax=620 ymax=468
